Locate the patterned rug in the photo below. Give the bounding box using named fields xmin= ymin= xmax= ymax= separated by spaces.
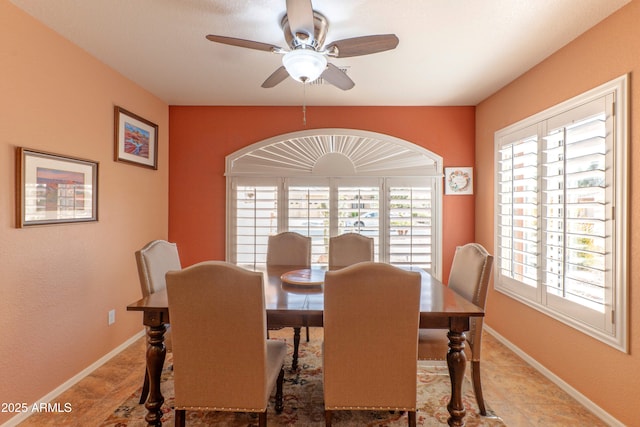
xmin=102 ymin=329 xmax=505 ymax=426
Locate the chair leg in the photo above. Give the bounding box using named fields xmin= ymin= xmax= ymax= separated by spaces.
xmin=306 ymin=325 xmax=310 ymax=342
xmin=258 ymin=410 xmax=267 ymax=427
xmin=275 ymin=366 xmax=284 ymax=413
xmin=325 ymin=409 xmax=333 ymax=426
xmin=138 ymin=369 xmax=149 ymax=404
xmin=175 ymin=409 xmax=186 ymax=427
xmin=471 ymin=360 xmax=487 ymax=416
xmin=408 ymin=410 xmax=416 ymax=427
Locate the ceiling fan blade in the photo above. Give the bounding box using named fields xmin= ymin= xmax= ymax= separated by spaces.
xmin=261 ymin=66 xmax=290 ymax=88
xmin=320 ymin=63 xmax=355 ymax=91
xmin=285 ymin=0 xmax=315 ymax=42
xmin=326 ymin=34 xmax=399 ymax=58
xmin=206 ymin=35 xmax=283 ymax=53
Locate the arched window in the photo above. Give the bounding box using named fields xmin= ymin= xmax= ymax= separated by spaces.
xmin=226 ymin=128 xmax=444 ymax=279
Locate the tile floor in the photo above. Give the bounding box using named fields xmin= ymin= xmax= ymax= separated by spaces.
xmin=478 ymin=333 xmax=607 ymax=426
xmin=16 ymin=330 xmax=607 ymax=426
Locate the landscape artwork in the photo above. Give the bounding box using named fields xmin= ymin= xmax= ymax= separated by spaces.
xmin=16 ymin=147 xmax=98 ymax=227
xmin=36 ymin=167 xmax=86 ymax=212
xmin=114 ymin=106 xmax=158 ymax=169
xmin=124 ymin=122 xmax=150 ymax=159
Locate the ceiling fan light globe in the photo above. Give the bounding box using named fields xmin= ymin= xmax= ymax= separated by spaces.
xmin=282 ymin=49 xmax=327 ymax=83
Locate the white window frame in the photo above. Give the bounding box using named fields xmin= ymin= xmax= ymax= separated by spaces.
xmin=494 ymin=75 xmax=629 ymax=352
xmin=225 ymin=129 xmax=444 ymax=280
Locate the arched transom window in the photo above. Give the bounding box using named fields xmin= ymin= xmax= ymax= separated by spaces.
xmin=226 ymin=128 xmax=444 ymax=279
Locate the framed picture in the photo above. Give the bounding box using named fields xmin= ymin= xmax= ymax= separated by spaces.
xmin=16 ymin=147 xmax=98 ymax=227
xmin=114 ymin=106 xmax=158 ymax=169
xmin=444 ymin=167 xmax=473 ymax=195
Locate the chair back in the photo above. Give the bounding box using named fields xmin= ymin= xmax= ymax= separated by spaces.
xmin=135 ymin=240 xmax=181 ymax=296
xmin=448 ymin=243 xmax=493 ymax=350
xmin=323 ymin=262 xmax=421 ymax=411
xmin=328 ymin=232 xmax=374 ymax=270
xmin=166 ymin=261 xmax=270 ymax=411
xmin=266 ymin=231 xmax=311 ymax=267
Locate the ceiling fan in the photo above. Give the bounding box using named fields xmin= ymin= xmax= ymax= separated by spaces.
xmin=205 ymin=0 xmax=399 ymax=90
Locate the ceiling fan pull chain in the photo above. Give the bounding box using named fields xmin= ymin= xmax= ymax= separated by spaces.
xmin=302 ymin=83 xmax=307 ymax=126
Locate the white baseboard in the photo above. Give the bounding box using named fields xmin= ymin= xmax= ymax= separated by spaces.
xmin=1 ymin=330 xmax=145 ymax=427
xmin=484 ymin=325 xmax=623 ymax=427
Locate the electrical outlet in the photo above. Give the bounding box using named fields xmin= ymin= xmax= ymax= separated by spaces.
xmin=108 ymin=309 xmax=116 ymax=325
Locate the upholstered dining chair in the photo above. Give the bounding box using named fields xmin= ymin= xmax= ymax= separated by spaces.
xmin=135 ymin=239 xmax=182 ymax=404
xmin=166 ymin=261 xmax=286 ymax=427
xmin=417 ymin=243 xmax=493 ymax=416
xmin=328 ymin=232 xmax=374 ymax=270
xmin=266 ymin=231 xmax=312 ymax=267
xmin=266 ymin=231 xmax=312 ymax=358
xmin=323 ymin=262 xmax=421 ymax=427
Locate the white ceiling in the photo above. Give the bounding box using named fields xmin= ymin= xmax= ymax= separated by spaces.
xmin=10 ymin=0 xmax=630 ymax=106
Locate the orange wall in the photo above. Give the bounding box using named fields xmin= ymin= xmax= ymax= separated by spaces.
xmin=0 ymin=3 xmax=168 ymax=424
xmin=476 ymin=1 xmax=639 ymax=425
xmin=169 ymin=106 xmax=476 ymax=280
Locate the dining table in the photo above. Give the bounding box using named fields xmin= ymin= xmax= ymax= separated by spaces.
xmin=127 ymin=264 xmax=484 ymax=427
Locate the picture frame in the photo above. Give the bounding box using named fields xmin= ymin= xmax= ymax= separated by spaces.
xmin=16 ymin=147 xmax=99 ymax=227
xmin=444 ymin=167 xmax=473 ymax=195
xmin=114 ymin=106 xmax=158 ymax=169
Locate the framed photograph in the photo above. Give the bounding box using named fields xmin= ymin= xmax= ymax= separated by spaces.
xmin=444 ymin=167 xmax=473 ymax=195
xmin=114 ymin=106 xmax=158 ymax=169
xmin=16 ymin=148 xmax=98 ymax=227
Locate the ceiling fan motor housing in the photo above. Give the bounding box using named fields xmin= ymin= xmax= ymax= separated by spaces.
xmin=281 ymin=11 xmax=328 ymax=50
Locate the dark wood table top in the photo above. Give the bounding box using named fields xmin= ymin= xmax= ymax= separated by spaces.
xmin=127 ymin=265 xmax=484 ymax=329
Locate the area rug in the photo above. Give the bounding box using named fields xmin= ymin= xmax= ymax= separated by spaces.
xmin=102 ymin=329 xmax=504 ymax=426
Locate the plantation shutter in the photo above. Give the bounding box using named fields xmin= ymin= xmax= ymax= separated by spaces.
xmin=496 ymin=125 xmax=540 ymax=299
xmin=495 ymin=75 xmax=628 ymax=350
xmin=235 ymin=183 xmax=278 ymax=266
xmin=542 ymin=97 xmax=613 ymax=326
xmin=337 ymin=185 xmax=380 ymax=258
xmin=388 ymin=182 xmax=434 ymax=270
xmin=288 ymin=184 xmax=331 ymax=264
